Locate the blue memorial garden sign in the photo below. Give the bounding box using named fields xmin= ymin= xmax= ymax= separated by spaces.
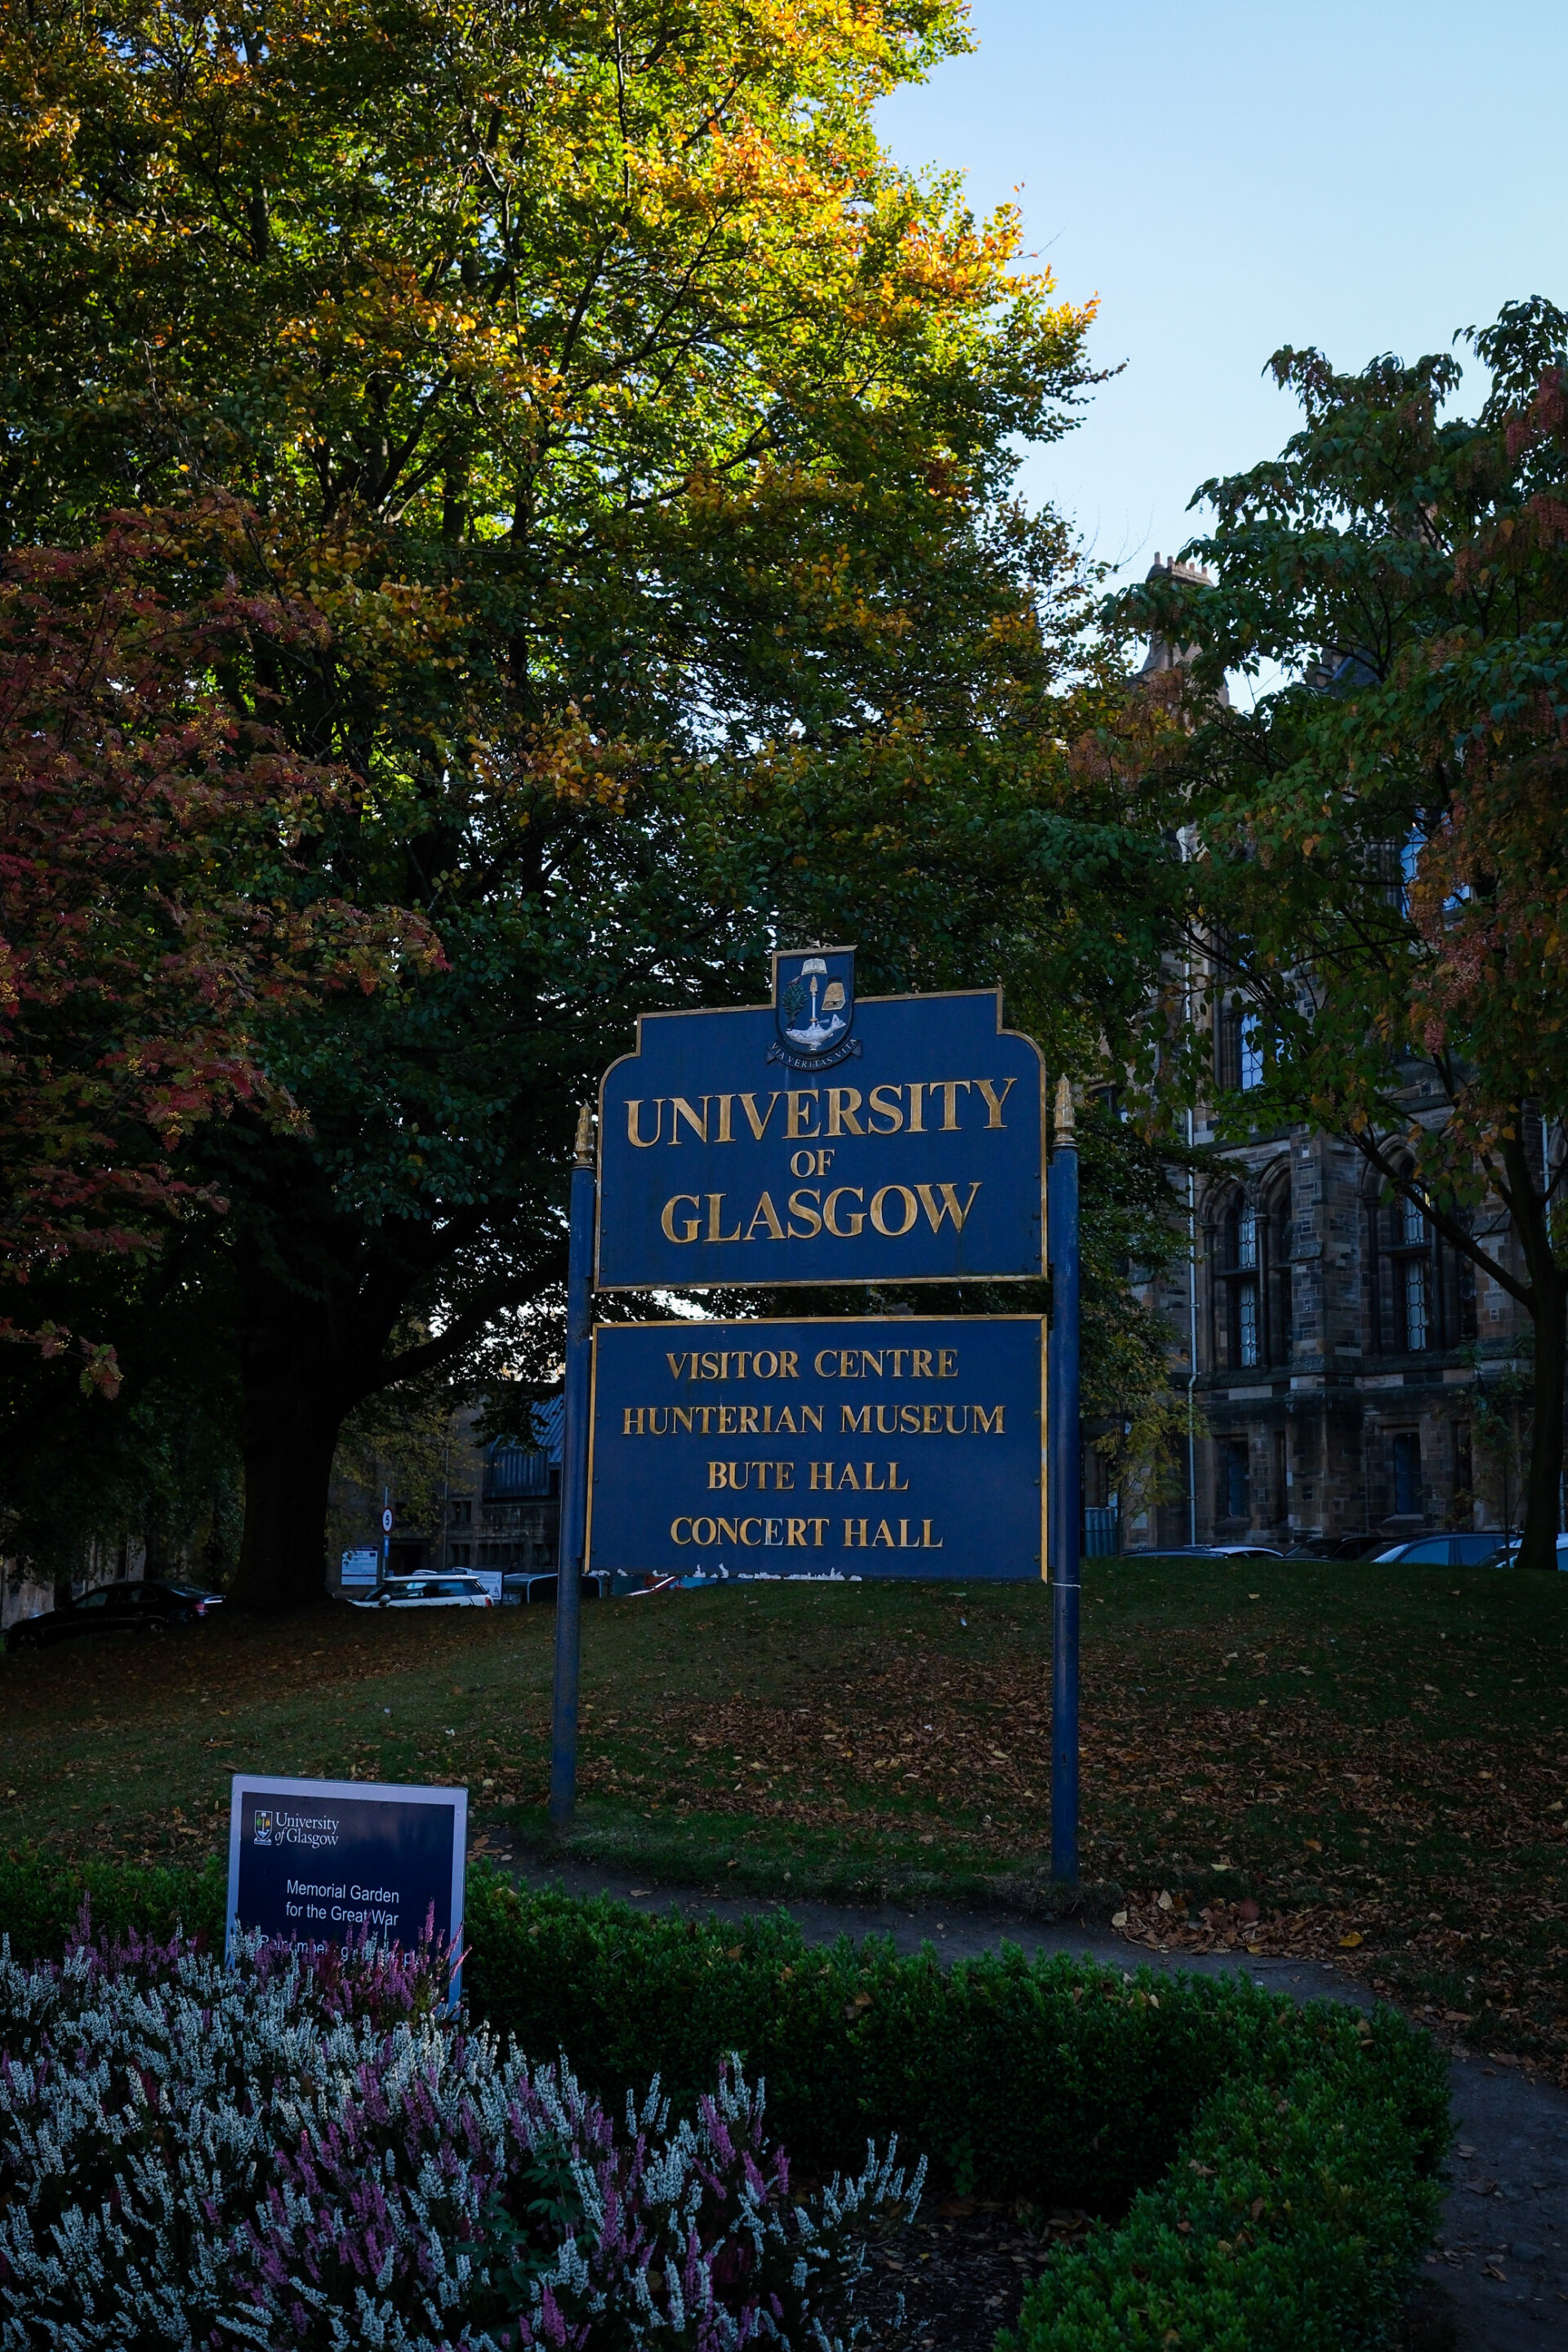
xmin=226 ymin=1775 xmax=468 ymax=1997
xmin=587 ymin=1317 xmax=1045 ymax=1582
xmin=596 ymin=948 xmax=1045 ymax=1288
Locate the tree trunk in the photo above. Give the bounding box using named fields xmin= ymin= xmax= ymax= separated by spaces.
xmin=230 ymin=1262 xmax=352 ymax=1610
xmin=1504 ymin=1129 xmax=1566 ymax=1573
xmin=1519 ymin=1266 xmax=1566 ymax=1571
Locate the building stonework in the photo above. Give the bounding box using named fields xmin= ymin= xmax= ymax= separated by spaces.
xmin=1124 ymin=1108 xmax=1535 ymax=1552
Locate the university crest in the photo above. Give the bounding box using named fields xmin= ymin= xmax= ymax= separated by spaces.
xmin=768 ymin=947 xmax=861 ymax=1071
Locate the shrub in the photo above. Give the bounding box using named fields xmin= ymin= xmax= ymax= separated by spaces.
xmin=0 ymin=1922 xmax=920 ymax=2350
xmin=460 ymin=1873 xmax=1448 ymax=2185
xmin=0 ymin=1855 xmax=1450 ymax=2350
xmin=0 ymin=1850 xmax=225 ymax=1964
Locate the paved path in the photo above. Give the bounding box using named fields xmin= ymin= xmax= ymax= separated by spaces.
xmin=499 ymin=1856 xmax=1568 ymax=2350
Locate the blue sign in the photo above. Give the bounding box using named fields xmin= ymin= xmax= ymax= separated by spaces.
xmin=586 ymin=1316 xmax=1045 ymax=1581
xmin=226 ymin=1775 xmax=467 ymax=1994
xmin=596 ymin=949 xmax=1044 ymax=1288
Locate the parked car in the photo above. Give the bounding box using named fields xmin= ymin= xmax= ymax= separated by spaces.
xmin=5 ymin=1579 xmax=221 ymax=1651
xmin=499 ymin=1571 xmax=607 ymax=1606
xmin=1371 ymin=1533 xmax=1513 ymax=1567
xmin=350 ymin=1575 xmax=495 ymax=1610
xmin=1471 ymin=1532 xmax=1568 ymax=1570
xmin=1134 ymin=1543 xmax=1285 ymax=1561
xmin=1285 ymin=1534 xmax=1380 ymax=1561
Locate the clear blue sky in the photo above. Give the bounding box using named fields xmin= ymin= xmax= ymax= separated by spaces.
xmin=878 ymin=1 xmax=1568 ymax=592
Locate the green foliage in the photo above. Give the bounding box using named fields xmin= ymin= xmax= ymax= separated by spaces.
xmin=0 ymin=1248 xmax=244 ymax=1587
xmin=0 ymin=1851 xmax=226 ymax=1961
xmin=0 ymin=1 xmax=1169 ymax=1601
xmin=1075 ymin=1105 xmax=1200 ymax=1517
xmin=1004 ymin=2024 xmax=1444 ymax=2350
xmin=0 ymin=1852 xmax=1447 ymax=2345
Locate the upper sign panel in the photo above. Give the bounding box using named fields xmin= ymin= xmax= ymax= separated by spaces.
xmin=597 ymin=951 xmax=1045 ymax=1287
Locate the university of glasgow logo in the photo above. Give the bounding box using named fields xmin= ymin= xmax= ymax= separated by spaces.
xmin=252 ymin=1810 xmax=273 ymax=1846
xmin=768 ymin=947 xmax=860 ymax=1071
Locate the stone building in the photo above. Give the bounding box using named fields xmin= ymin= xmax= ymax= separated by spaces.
xmin=1120 ymin=1085 xmax=1537 ymax=1553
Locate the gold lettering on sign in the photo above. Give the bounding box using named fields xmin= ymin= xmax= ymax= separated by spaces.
xmin=786 ymin=1187 xmax=822 ymax=1237
xmin=867 ymin=1084 xmax=903 ymax=1134
xmin=706 ymin=1194 xmax=741 ymax=1243
xmin=870 ymin=1185 xmax=918 ymax=1236
xmin=738 ymin=1091 xmax=782 ymax=1140
xmin=975 ymin=1076 xmax=1016 ymax=1127
xmin=822 ymin=1187 xmax=864 ymax=1237
xmin=745 ymin=1193 xmax=786 ymax=1241
xmin=915 ymin=1182 xmax=981 ymax=1232
xmin=661 ymin=1194 xmax=701 ymax=1241
xmin=835 ymin=1402 xmax=1004 ymax=1434
xmin=631 ymin=1074 xmax=1023 ymax=1164
xmin=668 ymin=1097 xmax=708 ymax=1145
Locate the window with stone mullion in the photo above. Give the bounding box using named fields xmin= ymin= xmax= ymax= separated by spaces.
xmin=1390 ymin=1178 xmax=1432 ymax=1354
xmin=1221 ymin=1194 xmax=1262 ymax=1370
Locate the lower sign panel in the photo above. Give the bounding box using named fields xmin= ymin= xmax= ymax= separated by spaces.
xmin=587 ymin=1317 xmax=1045 ymax=1581
xmin=226 ymin=1775 xmax=467 ymax=1995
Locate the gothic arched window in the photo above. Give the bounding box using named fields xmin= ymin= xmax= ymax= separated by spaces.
xmin=1391 ymin=1176 xmax=1430 ymax=1353
xmin=1221 ymin=1193 xmax=1261 ymax=1369
xmin=1267 ymin=1174 xmax=1293 ymax=1365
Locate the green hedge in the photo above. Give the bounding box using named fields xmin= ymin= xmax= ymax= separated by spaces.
xmin=0 ymin=1849 xmax=225 ymax=1960
xmin=1 ymin=1853 xmax=1447 ymax=2349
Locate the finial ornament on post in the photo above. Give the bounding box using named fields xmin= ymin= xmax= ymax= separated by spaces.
xmin=1054 ymin=1076 xmax=1076 ymax=1146
xmin=573 ymin=1101 xmax=595 ymax=1168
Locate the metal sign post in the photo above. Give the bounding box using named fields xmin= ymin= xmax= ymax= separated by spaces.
xmin=1048 ymin=1078 xmax=1080 ymax=1884
xmin=550 ymin=1105 xmax=597 ymax=1825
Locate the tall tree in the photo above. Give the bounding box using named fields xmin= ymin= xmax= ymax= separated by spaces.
xmin=2 ymin=2 xmax=1133 ymax=1603
xmin=1117 ymin=299 xmax=1568 ymax=1570
xmin=0 ymin=513 xmax=424 ymax=1388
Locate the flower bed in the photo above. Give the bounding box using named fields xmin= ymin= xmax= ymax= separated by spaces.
xmin=0 ymin=1923 xmax=916 ymax=2350
xmin=0 ymin=1855 xmax=1450 ymax=2350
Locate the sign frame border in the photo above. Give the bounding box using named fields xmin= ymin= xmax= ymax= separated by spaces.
xmin=583 ymin=1312 xmax=1048 ymax=1583
xmin=225 ymin=1772 xmax=469 ymax=1998
xmin=593 ymin=983 xmax=1047 ymax=1290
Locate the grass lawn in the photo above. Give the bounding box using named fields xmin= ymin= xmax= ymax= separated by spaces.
xmin=2 ymin=1558 xmax=1565 ymax=2079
